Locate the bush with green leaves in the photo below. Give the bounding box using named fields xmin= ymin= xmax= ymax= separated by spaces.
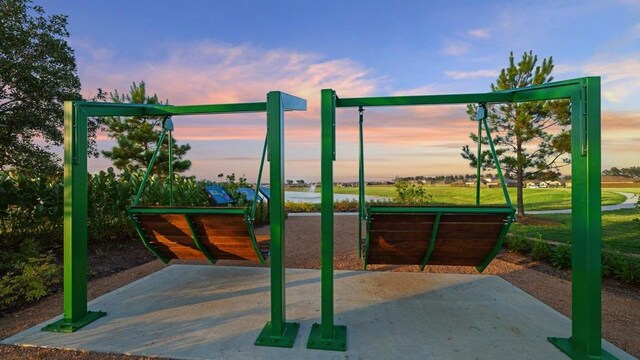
xmin=0 ymin=254 xmax=61 ymax=312
xmin=0 ymin=167 xmax=241 ymax=311
xmin=530 ymin=236 xmax=552 ymax=260
xmin=602 ymin=250 xmax=640 ymax=284
xmin=506 ymin=232 xmax=532 ymax=253
xmin=393 ymin=178 xmax=433 ymax=205
xmin=551 ymin=243 xmax=572 ymax=269
xmin=0 ymin=170 xmax=63 ymax=253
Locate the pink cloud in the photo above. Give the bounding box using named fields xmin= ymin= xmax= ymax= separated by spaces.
xmin=79 ymin=41 xmax=639 ymax=181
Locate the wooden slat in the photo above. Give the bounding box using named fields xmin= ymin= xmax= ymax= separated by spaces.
xmin=191 ymin=214 xmax=262 ymax=262
xmin=256 ymin=235 xmax=270 ymax=242
xmin=370 ymin=214 xmax=437 ymax=224
xmin=366 ymin=209 xmax=508 ymax=268
xmin=439 ymin=213 xmax=509 ymax=223
xmin=194 ymin=214 xmax=248 ymax=227
xmin=135 ymin=214 xmax=207 ymax=260
xmin=437 ymin=229 xmax=503 ymax=241
xmin=369 ymin=230 xmax=429 ymax=242
xmin=140 ymin=220 xmax=257 ymax=237
xmin=371 ymin=222 xmax=435 ymax=232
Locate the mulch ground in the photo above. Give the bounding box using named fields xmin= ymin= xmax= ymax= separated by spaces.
xmin=1 ymin=215 xmax=638 ymax=359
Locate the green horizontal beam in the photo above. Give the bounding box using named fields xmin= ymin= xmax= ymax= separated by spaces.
xmin=511 ymin=84 xmax=581 ymax=102
xmin=499 ymin=77 xmax=584 ymax=94
xmin=76 ymin=101 xmax=268 ymax=117
xmin=127 ymin=206 xmax=247 ymax=216
xmin=336 ymin=92 xmax=513 ymax=108
xmin=368 ymin=206 xmax=515 ymax=215
xmin=155 ymin=102 xmax=267 ymax=115
xmin=78 ymin=104 xmax=154 ymax=117
xmin=334 ymin=77 xmax=592 ymax=109
xmin=280 ymin=92 xmax=308 ymax=111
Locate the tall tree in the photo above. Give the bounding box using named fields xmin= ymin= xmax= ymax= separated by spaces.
xmin=602 ymin=166 xmax=640 ymax=178
xmin=461 ymin=51 xmax=570 ymax=217
xmin=0 ymin=0 xmax=89 ymax=174
xmin=101 ymin=81 xmax=191 ymax=175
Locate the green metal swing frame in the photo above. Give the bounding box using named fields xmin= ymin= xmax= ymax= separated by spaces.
xmin=126 ymin=116 xmax=271 ymax=266
xmin=42 ymin=92 xmax=308 ymax=349
xmin=312 ymin=77 xmax=617 ymax=360
xmin=357 ymin=103 xmax=515 ymax=272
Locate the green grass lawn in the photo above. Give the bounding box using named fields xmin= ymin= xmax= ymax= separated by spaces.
xmin=608 ymin=187 xmax=640 ymax=195
xmin=511 ymin=208 xmax=640 ymax=255
xmin=334 ymin=185 xmax=626 ymax=211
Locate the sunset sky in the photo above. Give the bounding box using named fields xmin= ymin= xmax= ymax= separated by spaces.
xmin=40 ymin=0 xmax=640 ymax=182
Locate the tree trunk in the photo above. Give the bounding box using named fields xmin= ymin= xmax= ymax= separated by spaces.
xmin=516 ymin=142 xmax=525 ymax=218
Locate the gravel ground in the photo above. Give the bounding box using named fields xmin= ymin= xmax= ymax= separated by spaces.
xmin=1 ymin=215 xmax=638 ymax=359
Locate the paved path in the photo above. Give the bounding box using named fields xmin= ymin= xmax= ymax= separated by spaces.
xmin=3 ymin=265 xmax=633 ymax=360
xmin=528 ymin=192 xmax=637 ymax=215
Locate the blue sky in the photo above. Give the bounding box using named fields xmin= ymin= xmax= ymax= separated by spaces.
xmin=40 ymin=0 xmax=640 ymax=181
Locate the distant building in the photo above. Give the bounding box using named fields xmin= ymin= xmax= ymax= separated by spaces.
xmin=525 ymin=180 xmax=565 ymax=188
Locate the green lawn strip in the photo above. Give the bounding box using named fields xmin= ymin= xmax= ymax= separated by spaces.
xmin=511 ymin=208 xmax=640 ymax=255
xmin=334 ymin=186 xmax=626 ymax=211
xmin=606 ymin=187 xmax=640 ymax=195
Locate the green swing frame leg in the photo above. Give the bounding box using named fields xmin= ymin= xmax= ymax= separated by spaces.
xmin=548 ymin=338 xmax=616 ymax=360
xmin=42 ymin=311 xmax=106 ymax=333
xmin=547 ymin=78 xmax=614 ymax=359
xmin=306 ymin=89 xmax=347 ymax=352
xmin=42 ymin=103 xmax=106 ymax=333
xmin=255 ymin=91 xmax=306 ymax=348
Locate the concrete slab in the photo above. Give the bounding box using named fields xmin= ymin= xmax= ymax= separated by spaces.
xmin=2 ymin=265 xmax=633 ymax=360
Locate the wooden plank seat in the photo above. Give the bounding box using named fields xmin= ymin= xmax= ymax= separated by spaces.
xmin=363 ymin=205 xmax=515 ymax=272
xmin=128 ymin=206 xmax=268 ymax=265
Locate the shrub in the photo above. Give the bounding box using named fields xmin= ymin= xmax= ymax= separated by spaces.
xmin=335 ymin=199 xmax=358 ymax=212
xmin=615 ymin=258 xmax=640 ymax=284
xmin=88 ymin=168 xmax=136 ymax=242
xmin=0 ymin=170 xmax=63 ymax=251
xmin=253 ymin=200 xmax=270 ymax=226
xmin=507 ymin=232 xmax=531 ymax=253
xmin=602 ymin=250 xmax=640 ymax=284
xmin=551 ymin=243 xmax=572 ymax=269
xmin=0 ymin=254 xmax=61 ymax=312
xmin=285 ymin=202 xmax=320 ymax=213
xmin=393 ymin=178 xmax=432 ymax=205
xmin=602 ymin=250 xmax=625 ymax=278
xmin=530 ymin=237 xmax=552 ymax=261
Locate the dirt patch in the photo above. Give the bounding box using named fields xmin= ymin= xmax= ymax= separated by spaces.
xmin=1 ymin=215 xmax=638 ymax=359
xmin=516 ymin=215 xmax=563 ymax=226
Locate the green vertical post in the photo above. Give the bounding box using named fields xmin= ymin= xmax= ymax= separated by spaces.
xmin=475 ymin=106 xmax=483 ymax=206
xmin=168 ymin=130 xmax=174 ymax=206
xmin=358 ymin=106 xmax=365 ymax=258
xmin=307 ymin=89 xmax=347 ymax=351
xmin=549 ymin=77 xmax=614 ymax=359
xmin=255 ymin=92 xmax=300 ymax=348
xmin=168 ymin=131 xmax=173 ymax=206
xmin=42 ymin=102 xmax=105 ymax=332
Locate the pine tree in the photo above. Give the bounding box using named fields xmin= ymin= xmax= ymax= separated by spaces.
xmin=461 ymin=51 xmax=570 ymax=217
xmin=101 ymin=82 xmax=191 ymax=175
